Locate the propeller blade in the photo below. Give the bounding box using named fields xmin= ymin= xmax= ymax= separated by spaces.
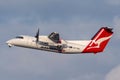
xmin=35 ymin=28 xmax=39 ymax=42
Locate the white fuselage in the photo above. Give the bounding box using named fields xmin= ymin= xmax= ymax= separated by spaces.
xmin=6 ymin=35 xmax=91 ymax=54
xmin=6 ymin=27 xmax=113 ymax=54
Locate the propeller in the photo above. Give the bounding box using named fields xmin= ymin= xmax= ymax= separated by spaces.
xmin=35 ymin=28 xmax=39 ymax=42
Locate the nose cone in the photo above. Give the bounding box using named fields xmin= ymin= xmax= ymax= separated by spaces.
xmin=6 ymin=40 xmax=10 ymax=44
xmin=6 ymin=40 xmax=13 ymax=47
xmin=6 ymin=40 xmax=12 ymax=44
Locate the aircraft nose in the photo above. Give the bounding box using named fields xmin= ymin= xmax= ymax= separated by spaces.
xmin=6 ymin=40 xmax=13 ymax=47
xmin=6 ymin=40 xmax=11 ymax=44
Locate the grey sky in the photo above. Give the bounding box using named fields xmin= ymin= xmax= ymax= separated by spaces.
xmin=0 ymin=0 xmax=120 ymax=80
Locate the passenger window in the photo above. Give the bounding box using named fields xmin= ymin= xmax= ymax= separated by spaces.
xmin=69 ymin=46 xmax=72 ymax=48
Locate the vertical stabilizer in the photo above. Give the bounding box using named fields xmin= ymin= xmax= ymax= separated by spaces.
xmin=83 ymin=27 xmax=113 ymax=53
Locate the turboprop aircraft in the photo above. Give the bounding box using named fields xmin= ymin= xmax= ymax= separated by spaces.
xmin=6 ymin=27 xmax=113 ymax=54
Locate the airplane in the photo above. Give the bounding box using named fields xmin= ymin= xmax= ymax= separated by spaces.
xmin=6 ymin=27 xmax=113 ymax=54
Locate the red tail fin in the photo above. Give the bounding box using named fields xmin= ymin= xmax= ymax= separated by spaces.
xmin=83 ymin=27 xmax=113 ymax=53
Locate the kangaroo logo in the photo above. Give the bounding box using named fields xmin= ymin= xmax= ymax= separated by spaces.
xmin=87 ymin=35 xmax=112 ymax=50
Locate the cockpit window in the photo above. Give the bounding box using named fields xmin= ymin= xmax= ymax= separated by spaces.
xmin=16 ymin=36 xmax=24 ymax=39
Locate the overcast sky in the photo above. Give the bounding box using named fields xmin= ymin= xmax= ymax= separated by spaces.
xmin=0 ymin=0 xmax=120 ymax=80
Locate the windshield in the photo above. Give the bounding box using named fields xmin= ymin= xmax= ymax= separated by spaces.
xmin=16 ymin=36 xmax=24 ymax=39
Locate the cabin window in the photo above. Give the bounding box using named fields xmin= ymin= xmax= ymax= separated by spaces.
xmin=39 ymin=41 xmax=48 ymax=46
xmin=69 ymin=46 xmax=72 ymax=48
xmin=16 ymin=36 xmax=24 ymax=39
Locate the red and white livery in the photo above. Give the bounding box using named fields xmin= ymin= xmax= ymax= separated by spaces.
xmin=6 ymin=27 xmax=113 ymax=54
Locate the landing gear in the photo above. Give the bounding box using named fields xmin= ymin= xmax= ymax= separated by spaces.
xmin=57 ymin=45 xmax=63 ymax=53
xmin=49 ymin=45 xmax=65 ymax=53
xmin=8 ymin=44 xmax=13 ymax=48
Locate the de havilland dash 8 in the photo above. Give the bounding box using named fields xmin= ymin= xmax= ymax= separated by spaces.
xmin=6 ymin=27 xmax=113 ymax=54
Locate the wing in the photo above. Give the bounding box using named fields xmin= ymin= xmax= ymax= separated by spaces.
xmin=48 ymin=32 xmax=61 ymax=43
